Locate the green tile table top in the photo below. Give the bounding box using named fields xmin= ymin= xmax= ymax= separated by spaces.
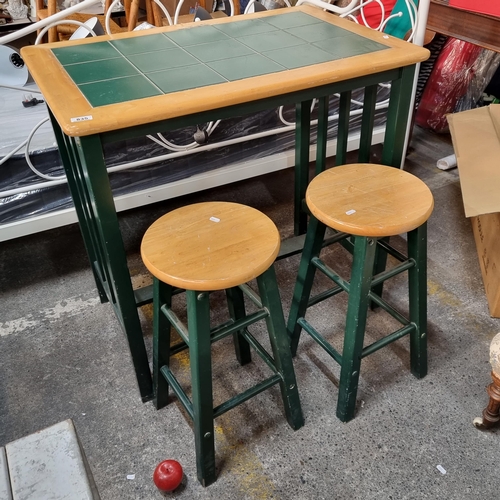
xmin=50 ymin=11 xmax=388 ymax=108
xmin=21 ymin=5 xmax=430 ymax=137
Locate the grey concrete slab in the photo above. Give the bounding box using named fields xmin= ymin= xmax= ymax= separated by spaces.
xmin=1 ymin=126 xmax=499 ymax=499
xmin=5 ymin=419 xmax=100 ymax=499
xmin=0 ymin=447 xmax=13 ymax=500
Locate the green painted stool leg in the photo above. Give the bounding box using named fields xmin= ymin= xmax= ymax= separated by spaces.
xmin=408 ymin=223 xmax=428 ymax=378
xmin=186 ymin=290 xmax=216 ymax=487
xmin=288 ymin=216 xmax=327 ymax=356
xmin=257 ymin=266 xmax=304 ymax=430
xmin=225 ymin=287 xmax=252 ymax=366
xmin=337 ymin=236 xmax=377 ymax=423
xmin=153 ymin=278 xmax=172 ymax=410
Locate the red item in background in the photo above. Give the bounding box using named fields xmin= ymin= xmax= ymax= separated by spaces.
xmin=449 ymin=0 xmax=500 ymax=17
xmin=415 ymin=38 xmax=482 ymax=133
xmin=356 ymin=0 xmax=397 ymax=29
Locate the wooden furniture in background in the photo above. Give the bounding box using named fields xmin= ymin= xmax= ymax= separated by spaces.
xmin=428 ymin=0 xmax=500 ymax=53
xmin=474 ymin=333 xmax=500 ymax=429
xmin=35 ymin=0 xmax=165 ymax=43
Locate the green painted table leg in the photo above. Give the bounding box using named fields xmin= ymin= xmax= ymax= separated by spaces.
xmin=336 ymin=90 xmax=352 ymax=166
xmin=371 ymin=67 xmax=416 ymax=304
xmin=358 ymin=84 xmax=378 ymax=164
xmin=257 ymin=266 xmax=304 ymax=430
xmin=294 ymin=100 xmax=312 ymax=236
xmin=78 ymin=135 xmax=153 ymax=401
xmin=382 ymin=65 xmax=417 ymax=168
xmin=288 ymin=216 xmax=327 ymax=357
xmin=315 ymin=96 xmax=329 ymax=176
xmin=49 ymin=111 xmax=107 ymax=304
xmin=54 ymin=130 xmax=153 ymax=402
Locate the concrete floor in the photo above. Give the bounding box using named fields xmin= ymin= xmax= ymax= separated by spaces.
xmin=1 ymin=126 xmax=499 ymax=499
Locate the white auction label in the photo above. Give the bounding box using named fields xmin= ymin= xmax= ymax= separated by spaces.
xmin=70 ymin=115 xmax=93 ymax=123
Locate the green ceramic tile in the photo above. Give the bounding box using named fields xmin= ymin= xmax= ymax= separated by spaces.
xmin=128 ymin=48 xmax=198 ymax=73
xmin=78 ymin=75 xmax=162 ymax=106
xmin=147 ymin=64 xmax=226 ymax=93
xmin=363 ymin=39 xmax=390 ymax=52
xmin=54 ymin=13 xmax=393 ymax=110
xmin=207 ymin=53 xmax=285 ymax=80
xmin=214 ymin=18 xmax=278 ymax=37
xmin=313 ymin=36 xmax=388 ymax=59
xmin=63 ymin=58 xmax=139 ymax=85
xmin=237 ymin=30 xmax=304 ymax=52
xmin=263 ymin=12 xmax=322 ymax=30
xmin=165 ymin=25 xmax=230 ymax=47
xmin=110 ymin=34 xmax=176 ymax=55
xmin=184 ymin=39 xmax=254 ymax=63
xmin=52 ymin=41 xmax=120 ymax=65
xmin=263 ymin=44 xmax=334 ymax=69
xmin=285 ymin=23 xmax=352 ymax=43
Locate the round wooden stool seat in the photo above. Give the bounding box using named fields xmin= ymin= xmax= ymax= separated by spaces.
xmin=141 ymin=201 xmax=280 ymax=291
xmin=306 ymin=163 xmax=434 ymax=237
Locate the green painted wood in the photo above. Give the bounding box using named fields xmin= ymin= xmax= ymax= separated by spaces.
xmin=57 ymin=128 xmax=153 ymax=402
xmin=382 ymin=65 xmax=417 ymax=167
xmin=294 ymin=100 xmax=312 ymax=236
xmin=336 ymin=236 xmax=377 ymax=422
xmin=186 ymin=290 xmax=217 ymax=487
xmin=288 ymin=216 xmax=429 ymax=422
xmin=336 ymin=90 xmax=352 ymax=166
xmin=213 ymin=374 xmax=282 ymax=418
xmin=49 ymin=111 xmax=107 ymax=305
xmin=78 ymin=134 xmax=152 ymax=364
xmin=153 ymin=264 xmax=303 ymax=485
xmin=358 ymin=84 xmax=378 ymax=163
xmin=160 ymin=365 xmax=194 ymax=419
xmin=257 ymin=266 xmax=304 ymax=430
xmin=225 ymin=287 xmax=252 ymax=366
xmin=288 ymin=216 xmax=327 ymax=356
xmin=408 ymin=223 xmax=428 ymax=378
xmin=297 ymin=317 xmax=343 ymax=364
xmin=153 ymin=279 xmax=172 ymax=410
xmin=315 ymin=96 xmax=329 ymax=176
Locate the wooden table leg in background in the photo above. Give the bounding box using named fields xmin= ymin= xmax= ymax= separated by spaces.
xmin=474 ymin=333 xmax=500 ymax=430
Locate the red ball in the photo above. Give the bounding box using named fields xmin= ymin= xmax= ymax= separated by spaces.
xmin=153 ymin=459 xmax=183 ymax=492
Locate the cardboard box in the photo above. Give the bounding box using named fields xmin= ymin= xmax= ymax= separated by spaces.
xmin=448 ymin=105 xmax=500 ymax=317
xmin=470 ymin=213 xmax=500 ymax=317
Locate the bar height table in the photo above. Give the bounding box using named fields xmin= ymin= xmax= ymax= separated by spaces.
xmin=21 ymin=6 xmax=429 ymax=401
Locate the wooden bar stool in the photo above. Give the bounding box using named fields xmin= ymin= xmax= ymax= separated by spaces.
xmin=141 ymin=201 xmax=303 ymax=487
xmin=288 ymin=164 xmax=434 ymax=423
